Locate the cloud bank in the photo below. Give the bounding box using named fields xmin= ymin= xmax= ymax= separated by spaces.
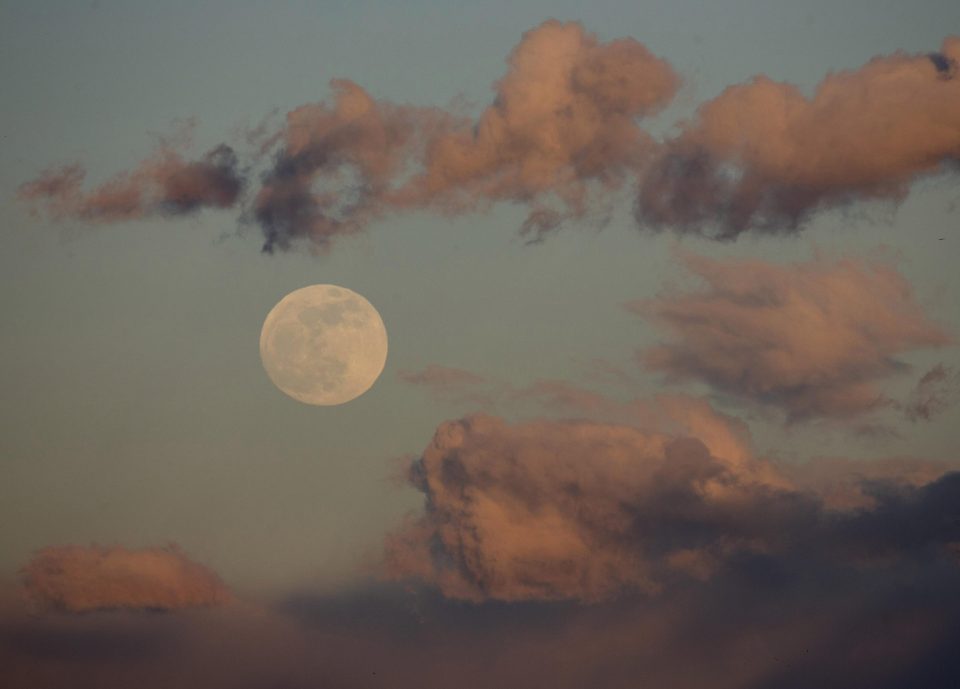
xmin=20 ymin=23 xmax=957 ymax=250
xmin=4 ymin=405 xmax=959 ymax=688
xmin=20 ymin=544 xmax=232 ymax=613
xmin=4 ymin=569 xmax=960 ymax=689
xmin=386 ymin=410 xmax=960 ymax=603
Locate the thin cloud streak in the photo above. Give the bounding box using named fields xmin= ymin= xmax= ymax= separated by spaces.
xmin=19 ymin=145 xmax=244 ymax=222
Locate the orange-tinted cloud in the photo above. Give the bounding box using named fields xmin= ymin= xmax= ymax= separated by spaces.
xmin=20 ymin=544 xmax=231 ymax=613
xmin=633 ymin=252 xmax=952 ymax=420
xmin=386 ymin=409 xmax=960 ymax=603
xmin=19 ymin=144 xmax=243 ymax=222
xmin=392 ymin=20 xmax=679 ymax=241
xmin=385 ymin=412 xmax=795 ymax=602
xmin=637 ymin=37 xmax=960 ymax=236
xmin=255 ymin=20 xmax=679 ymax=251
xmin=20 ymin=28 xmax=960 ymax=251
xmin=399 ymin=364 xmax=775 ymax=476
xmin=253 ymin=79 xmax=436 ymax=252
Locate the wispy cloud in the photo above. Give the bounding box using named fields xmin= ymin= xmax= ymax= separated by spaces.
xmin=19 ymin=141 xmax=244 ymax=222
xmin=632 ymin=251 xmax=952 ymax=421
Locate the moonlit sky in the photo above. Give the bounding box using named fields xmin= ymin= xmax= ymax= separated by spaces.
xmin=0 ymin=8 xmax=960 ymax=689
xmin=2 ymin=0 xmax=959 ymax=594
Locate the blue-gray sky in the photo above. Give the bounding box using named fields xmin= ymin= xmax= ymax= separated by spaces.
xmin=2 ymin=3 xmax=960 ymax=686
xmin=3 ymin=0 xmax=960 ymax=591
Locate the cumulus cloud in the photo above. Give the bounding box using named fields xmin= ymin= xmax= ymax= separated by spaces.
xmin=385 ymin=412 xmax=798 ymax=602
xmin=20 ymin=544 xmax=232 ymax=613
xmin=399 ymin=364 xmax=772 ymax=472
xmin=3 ymin=417 xmax=959 ymax=687
xmin=637 ymin=37 xmax=960 ymax=237
xmin=386 ymin=412 xmax=960 ymax=604
xmin=391 ymin=19 xmax=679 ymax=242
xmin=255 ymin=20 xmax=679 ymax=251
xmin=632 ymin=252 xmax=952 ymax=421
xmin=19 ymin=144 xmax=244 ymax=222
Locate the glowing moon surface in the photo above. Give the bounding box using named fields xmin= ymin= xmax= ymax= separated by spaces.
xmin=259 ymin=284 xmax=388 ymax=406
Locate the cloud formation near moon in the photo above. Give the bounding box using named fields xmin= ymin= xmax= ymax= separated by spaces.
xmin=632 ymin=251 xmax=953 ymax=421
xmin=19 ymin=23 xmax=959 ymax=251
xmin=385 ymin=411 xmax=960 ymax=603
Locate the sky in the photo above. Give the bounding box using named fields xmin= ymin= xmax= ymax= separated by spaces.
xmin=2 ymin=1 xmax=960 ymax=687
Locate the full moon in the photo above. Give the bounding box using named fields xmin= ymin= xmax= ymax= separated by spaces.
xmin=259 ymin=284 xmax=388 ymax=406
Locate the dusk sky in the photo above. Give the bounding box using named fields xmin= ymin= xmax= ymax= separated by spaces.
xmin=2 ymin=1 xmax=960 ymax=687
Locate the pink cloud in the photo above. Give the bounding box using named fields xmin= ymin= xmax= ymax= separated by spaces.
xmin=19 ymin=143 xmax=243 ymax=222
xmin=633 ymin=252 xmax=952 ymax=420
xmin=20 ymin=544 xmax=232 ymax=613
xmin=638 ymin=37 xmax=960 ymax=236
xmin=385 ymin=411 xmax=790 ymax=602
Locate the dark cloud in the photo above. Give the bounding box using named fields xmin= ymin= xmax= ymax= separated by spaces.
xmin=4 ymin=563 xmax=960 ymax=689
xmin=903 ymin=363 xmax=960 ymax=421
xmin=784 ymin=455 xmax=956 ymax=511
xmin=928 ymin=50 xmax=958 ymax=77
xmin=632 ymin=252 xmax=952 ymax=421
xmin=637 ymin=37 xmax=960 ymax=237
xmin=20 ymin=544 xmax=232 ymax=613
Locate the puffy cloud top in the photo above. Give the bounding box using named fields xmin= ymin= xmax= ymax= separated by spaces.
xmin=387 ymin=413 xmax=794 ymax=602
xmin=638 ymin=36 xmax=960 ymax=236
